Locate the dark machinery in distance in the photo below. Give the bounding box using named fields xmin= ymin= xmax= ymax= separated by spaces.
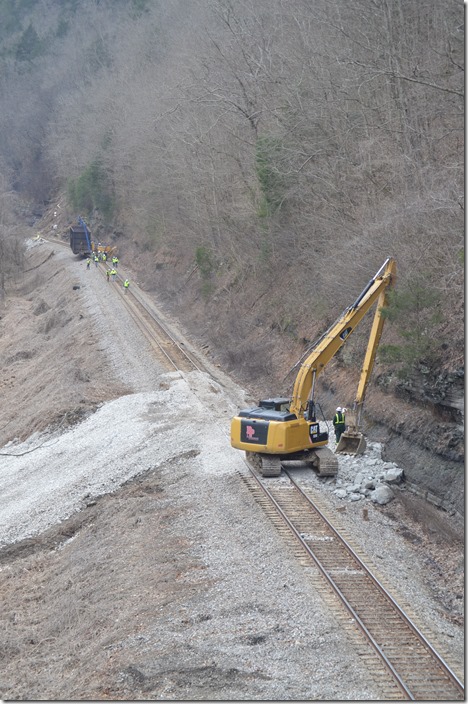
xmin=69 ymin=217 xmax=92 ymax=256
xmin=69 ymin=216 xmax=116 ymax=258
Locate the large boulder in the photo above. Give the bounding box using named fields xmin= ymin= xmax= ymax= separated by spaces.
xmin=370 ymin=485 xmax=395 ymax=505
xmin=383 ymin=467 xmax=404 ymax=484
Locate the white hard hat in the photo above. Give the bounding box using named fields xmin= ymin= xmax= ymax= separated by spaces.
xmin=336 ymin=406 xmax=342 ymax=412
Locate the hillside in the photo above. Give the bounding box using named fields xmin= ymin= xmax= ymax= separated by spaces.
xmin=19 ymin=201 xmax=463 ymax=520
xmin=0 ymin=3 xmax=463 ymax=697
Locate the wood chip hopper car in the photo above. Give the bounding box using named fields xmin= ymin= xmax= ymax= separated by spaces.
xmin=69 ymin=217 xmax=116 ymax=258
xmin=69 ymin=217 xmax=92 ymax=256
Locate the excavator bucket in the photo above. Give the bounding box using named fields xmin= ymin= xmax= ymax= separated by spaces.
xmin=336 ymin=430 xmax=367 ymax=455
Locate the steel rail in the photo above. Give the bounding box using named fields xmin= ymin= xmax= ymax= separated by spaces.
xmin=242 ymin=461 xmax=464 ymax=701
xmin=115 ymin=289 xmax=184 ymax=372
xmin=242 ymin=461 xmax=414 ymax=699
xmin=41 ymin=237 xmax=201 ymax=373
xmin=285 ymin=471 xmax=465 ymax=696
xmin=49 ymin=236 xmax=463 ymax=699
xmin=99 ymin=264 xmax=203 ymax=373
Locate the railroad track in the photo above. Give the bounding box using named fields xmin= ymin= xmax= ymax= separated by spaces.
xmin=46 ymin=236 xmax=463 ymax=698
xmin=105 ymin=267 xmax=203 ymax=373
xmin=41 ymin=235 xmax=203 ymax=374
xmin=238 ymin=464 xmax=464 ymax=701
xmin=84 ymin=258 xmax=204 ymax=373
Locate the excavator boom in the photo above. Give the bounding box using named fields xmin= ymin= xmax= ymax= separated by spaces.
xmin=290 ymin=258 xmax=396 ymax=418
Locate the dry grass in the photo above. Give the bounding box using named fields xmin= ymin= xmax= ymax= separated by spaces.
xmin=0 ymin=462 xmax=209 ymax=700
xmin=0 ymin=250 xmax=128 ymax=447
xmin=0 ymin=236 xmax=463 ymax=700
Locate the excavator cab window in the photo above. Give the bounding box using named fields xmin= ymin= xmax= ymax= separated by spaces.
xmin=258 ymin=398 xmax=290 ymax=412
xmin=340 ymin=326 xmax=353 ymax=340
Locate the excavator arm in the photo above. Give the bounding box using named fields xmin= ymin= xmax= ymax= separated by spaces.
xmin=289 ymin=257 xmax=396 ymax=418
xmin=353 ymin=284 xmax=392 ymax=426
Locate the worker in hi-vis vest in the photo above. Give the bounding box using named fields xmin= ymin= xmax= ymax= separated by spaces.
xmin=333 ymin=407 xmax=346 ymax=442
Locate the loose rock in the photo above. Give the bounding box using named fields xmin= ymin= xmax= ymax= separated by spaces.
xmin=370 ymin=485 xmax=395 ymax=505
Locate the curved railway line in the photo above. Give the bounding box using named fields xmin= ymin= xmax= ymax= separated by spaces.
xmin=49 ymin=238 xmax=464 ymax=700
xmin=48 ymin=235 xmax=207 ymax=373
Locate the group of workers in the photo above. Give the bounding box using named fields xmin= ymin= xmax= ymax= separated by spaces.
xmin=86 ymin=251 xmax=117 ymax=264
xmin=85 ymin=252 xmax=129 ymax=293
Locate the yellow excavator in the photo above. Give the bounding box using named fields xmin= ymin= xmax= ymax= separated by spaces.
xmin=91 ymin=241 xmax=117 ymax=258
xmin=230 ymin=257 xmax=396 ymax=477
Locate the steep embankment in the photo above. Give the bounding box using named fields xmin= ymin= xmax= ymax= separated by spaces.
xmin=318 ymin=363 xmax=464 ymax=517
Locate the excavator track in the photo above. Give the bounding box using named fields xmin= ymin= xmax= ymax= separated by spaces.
xmin=245 ymin=452 xmax=282 ymax=477
xmin=245 ymin=451 xmax=262 ymax=473
xmin=246 ymin=449 xmax=336 ymax=478
xmin=312 ymin=447 xmax=338 ymax=476
xmin=260 ymin=456 xmax=282 ymax=477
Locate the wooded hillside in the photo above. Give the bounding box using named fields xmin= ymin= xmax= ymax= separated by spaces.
xmin=0 ymin=0 xmax=464 ymax=401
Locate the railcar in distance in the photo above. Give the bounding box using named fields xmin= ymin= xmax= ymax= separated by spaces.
xmin=69 ymin=217 xmax=92 ymax=256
